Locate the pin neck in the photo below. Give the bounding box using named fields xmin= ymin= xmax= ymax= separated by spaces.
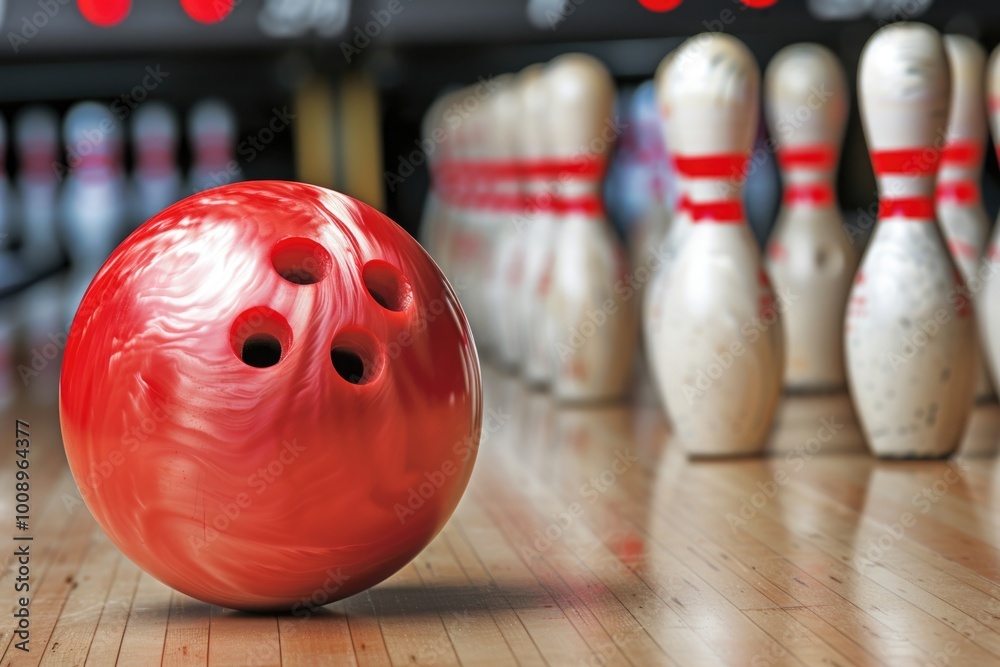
xmin=870 ymin=147 xmax=940 ymax=221
xmin=70 ymin=152 xmax=121 ymax=178
xmin=194 ymin=138 xmax=233 ymax=168
xmin=672 ymin=152 xmax=747 ymax=224
xmin=776 ymin=145 xmax=838 ymax=209
xmin=20 ymin=147 xmax=56 ymax=181
xmin=137 ymin=146 xmax=177 ymax=176
xmin=870 ymin=147 xmax=940 ymax=176
xmin=777 ymin=145 xmax=836 ymax=171
xmin=936 ymin=140 xmax=983 ymax=207
xmin=878 ymin=196 xmax=935 ymax=221
xmin=783 ymin=183 xmax=834 ymax=207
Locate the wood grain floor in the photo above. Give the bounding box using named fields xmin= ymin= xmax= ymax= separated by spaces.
xmin=3 ymin=320 xmax=1000 ymax=665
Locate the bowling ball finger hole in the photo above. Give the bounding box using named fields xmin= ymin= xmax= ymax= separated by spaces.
xmin=330 ymin=328 xmax=384 ymax=385
xmin=242 ymin=334 xmax=282 ymax=368
xmin=363 ymin=260 xmax=412 ymax=312
xmin=230 ymin=307 xmax=293 ymax=368
xmin=271 ymin=237 xmax=332 ymax=285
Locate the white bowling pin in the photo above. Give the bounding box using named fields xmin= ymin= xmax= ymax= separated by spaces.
xmin=188 ymin=98 xmax=242 ymax=193
xmin=518 ymin=64 xmax=561 ymax=387
xmin=847 ymin=22 xmax=976 ymax=458
xmin=764 ymin=44 xmax=859 ymax=392
xmin=428 ymin=90 xmax=464 ymax=280
xmin=937 ymin=35 xmax=993 ymax=401
xmin=449 ymin=85 xmax=495 ymax=357
xmin=650 ymin=33 xmax=784 ymax=456
xmin=643 ymin=52 xmax=691 ymax=374
xmin=978 ymin=46 xmax=1000 ymax=401
xmin=14 ymin=106 xmax=60 ymax=269
xmin=488 ymin=75 xmax=528 ymax=370
xmin=61 ymin=101 xmax=127 ymax=324
xmin=543 ymin=54 xmax=637 ymax=402
xmin=418 ymin=94 xmax=449 ymax=263
xmin=131 ymin=101 xmax=182 ymax=225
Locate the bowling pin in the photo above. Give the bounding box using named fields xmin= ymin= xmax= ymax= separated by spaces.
xmin=188 ymin=98 xmax=242 ymax=193
xmin=847 ymin=23 xmax=976 ymax=458
xmin=61 ymin=101 xmax=127 ymax=324
xmin=131 ymin=101 xmax=182 ymax=225
xmin=543 ymin=54 xmax=637 ymax=402
xmin=427 ymin=90 xmax=465 ymax=281
xmin=517 ymin=64 xmax=561 ymax=387
xmin=978 ymin=46 xmax=1000 ymax=400
xmin=450 ymin=84 xmax=495 ymax=357
xmin=14 ymin=106 xmax=60 ymax=270
xmin=649 ymin=33 xmax=784 ymax=456
xmin=418 ymin=94 xmax=450 ymax=263
xmin=643 ymin=52 xmax=689 ymax=370
xmin=937 ymin=35 xmax=993 ymax=401
xmin=764 ymin=44 xmax=859 ymax=392
xmin=488 ymin=75 xmax=528 ymax=370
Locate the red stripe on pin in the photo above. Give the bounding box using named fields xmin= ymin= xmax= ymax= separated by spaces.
xmin=936 ymin=181 xmax=979 ymax=205
xmin=557 ymin=196 xmax=604 ymax=215
xmin=940 ymin=141 xmax=981 ymax=166
xmin=878 ymin=196 xmax=935 ymax=220
xmin=519 ymin=157 xmax=605 ymax=179
xmin=673 ymin=153 xmax=747 ymax=178
xmin=783 ymin=183 xmax=834 ymax=206
xmin=679 ymin=195 xmax=744 ymax=223
xmin=778 ymin=146 xmax=835 ymax=170
xmin=870 ymin=148 xmax=940 ymax=176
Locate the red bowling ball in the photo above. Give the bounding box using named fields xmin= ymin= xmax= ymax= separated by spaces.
xmin=59 ymin=181 xmax=482 ymax=611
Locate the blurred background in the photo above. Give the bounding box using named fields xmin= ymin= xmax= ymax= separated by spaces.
xmin=2 ymin=0 xmax=1000 ymax=402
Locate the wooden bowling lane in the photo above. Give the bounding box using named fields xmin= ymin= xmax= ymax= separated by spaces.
xmin=3 ymin=364 xmax=1000 ymax=666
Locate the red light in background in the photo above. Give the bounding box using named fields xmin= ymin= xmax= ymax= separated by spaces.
xmin=78 ymin=0 xmax=131 ymax=27
xmin=181 ymin=0 xmax=234 ymax=24
xmin=638 ymin=0 xmax=683 ymax=12
xmin=740 ymin=0 xmax=779 ymax=7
